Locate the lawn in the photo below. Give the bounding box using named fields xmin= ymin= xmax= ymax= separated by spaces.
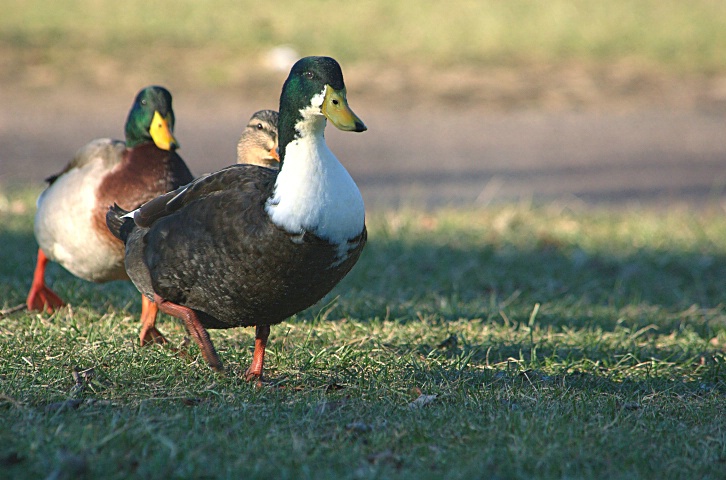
xmin=1 ymin=188 xmax=724 ymax=479
xmin=3 ymin=0 xmax=726 ymax=90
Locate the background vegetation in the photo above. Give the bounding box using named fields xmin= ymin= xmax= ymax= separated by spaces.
xmin=3 ymin=0 xmax=726 ymax=91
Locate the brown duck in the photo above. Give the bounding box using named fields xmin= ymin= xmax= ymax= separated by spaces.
xmin=237 ymin=109 xmax=279 ymax=168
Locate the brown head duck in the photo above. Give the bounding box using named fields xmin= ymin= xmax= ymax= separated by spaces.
xmin=237 ymin=109 xmax=279 ymax=168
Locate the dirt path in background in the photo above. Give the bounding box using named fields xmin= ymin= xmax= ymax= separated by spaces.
xmin=1 ymin=85 xmax=725 ymax=210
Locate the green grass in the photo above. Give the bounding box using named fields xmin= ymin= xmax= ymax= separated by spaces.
xmin=1 ymin=188 xmax=725 ymax=479
xmin=3 ymin=0 xmax=726 ymax=89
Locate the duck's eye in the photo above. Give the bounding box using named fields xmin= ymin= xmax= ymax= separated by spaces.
xmin=304 ymin=71 xmax=314 ymax=79
xmin=141 ymin=99 xmax=148 ymax=106
xmin=256 ymin=123 xmax=264 ymax=130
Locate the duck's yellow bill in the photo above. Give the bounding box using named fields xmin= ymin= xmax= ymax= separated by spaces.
xmin=149 ymin=111 xmax=180 ymax=151
xmin=321 ymin=87 xmax=366 ymax=132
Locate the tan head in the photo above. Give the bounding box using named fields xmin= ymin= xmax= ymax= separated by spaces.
xmin=237 ymin=110 xmax=280 ymax=169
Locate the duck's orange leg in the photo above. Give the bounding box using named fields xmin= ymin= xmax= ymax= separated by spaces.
xmin=153 ymin=294 xmax=223 ymax=372
xmin=245 ymin=325 xmax=270 ymax=382
xmin=26 ymin=249 xmax=65 ymax=313
xmin=138 ymin=295 xmax=167 ymax=345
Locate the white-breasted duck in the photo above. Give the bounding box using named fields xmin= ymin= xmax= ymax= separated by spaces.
xmin=28 ymin=86 xmax=194 ymax=347
xmin=237 ymin=109 xmax=279 ymax=168
xmin=106 ymin=56 xmax=367 ymax=379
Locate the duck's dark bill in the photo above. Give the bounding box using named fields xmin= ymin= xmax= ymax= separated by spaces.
xmin=149 ymin=111 xmax=180 ymax=151
xmin=322 ymin=87 xmax=367 ymax=132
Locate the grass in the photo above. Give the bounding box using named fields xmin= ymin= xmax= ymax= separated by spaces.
xmin=0 ymin=187 xmax=725 ymax=479
xmin=3 ymin=0 xmax=726 ymax=90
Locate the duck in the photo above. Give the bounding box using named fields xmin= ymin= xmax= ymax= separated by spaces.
xmin=27 ymin=86 xmax=195 ymax=347
xmin=106 ymin=56 xmax=367 ymax=379
xmin=237 ymin=110 xmax=279 ymax=168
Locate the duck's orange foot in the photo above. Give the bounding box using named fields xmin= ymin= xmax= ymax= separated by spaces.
xmin=26 ymin=284 xmax=65 ymax=314
xmin=153 ymin=293 xmax=224 ymax=372
xmin=139 ymin=326 xmax=168 ymax=346
xmin=244 ymin=366 xmax=263 ymax=383
xmin=244 ymin=325 xmax=270 ymax=383
xmin=138 ymin=295 xmax=167 ymax=345
xmin=27 ymin=249 xmax=64 ymax=314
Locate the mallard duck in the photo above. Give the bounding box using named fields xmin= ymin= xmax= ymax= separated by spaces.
xmin=28 ymin=86 xmax=194 ymax=347
xmin=107 ymin=56 xmax=367 ymax=379
xmin=237 ymin=110 xmax=279 ymax=168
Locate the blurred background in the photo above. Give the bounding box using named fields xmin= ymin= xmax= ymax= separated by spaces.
xmin=1 ymin=0 xmax=726 ymax=209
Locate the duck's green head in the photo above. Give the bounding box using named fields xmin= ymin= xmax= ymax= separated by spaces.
xmin=125 ymin=86 xmax=180 ymax=151
xmin=278 ymin=56 xmax=366 ymax=160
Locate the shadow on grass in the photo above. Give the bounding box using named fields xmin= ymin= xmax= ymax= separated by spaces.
xmin=340 ymin=235 xmax=726 ymax=333
xmin=3 ymin=223 xmax=725 ymax=330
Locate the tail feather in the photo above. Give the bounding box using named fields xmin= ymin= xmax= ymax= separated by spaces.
xmin=106 ymin=203 xmax=136 ymax=243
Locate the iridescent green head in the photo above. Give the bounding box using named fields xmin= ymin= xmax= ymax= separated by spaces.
xmin=125 ymin=86 xmax=179 ymax=150
xmin=278 ymin=56 xmax=366 ymax=162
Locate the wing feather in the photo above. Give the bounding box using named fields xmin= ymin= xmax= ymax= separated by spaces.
xmin=132 ymin=164 xmax=276 ymax=228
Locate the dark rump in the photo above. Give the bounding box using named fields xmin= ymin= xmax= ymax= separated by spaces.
xmin=105 ymin=203 xmax=135 ymax=243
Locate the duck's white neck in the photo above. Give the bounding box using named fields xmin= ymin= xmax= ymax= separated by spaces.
xmin=265 ymin=107 xmax=365 ymax=244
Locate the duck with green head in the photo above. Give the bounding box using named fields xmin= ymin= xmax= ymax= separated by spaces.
xmin=28 ymin=86 xmax=194 ymax=346
xmin=107 ymin=56 xmax=367 ymax=379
